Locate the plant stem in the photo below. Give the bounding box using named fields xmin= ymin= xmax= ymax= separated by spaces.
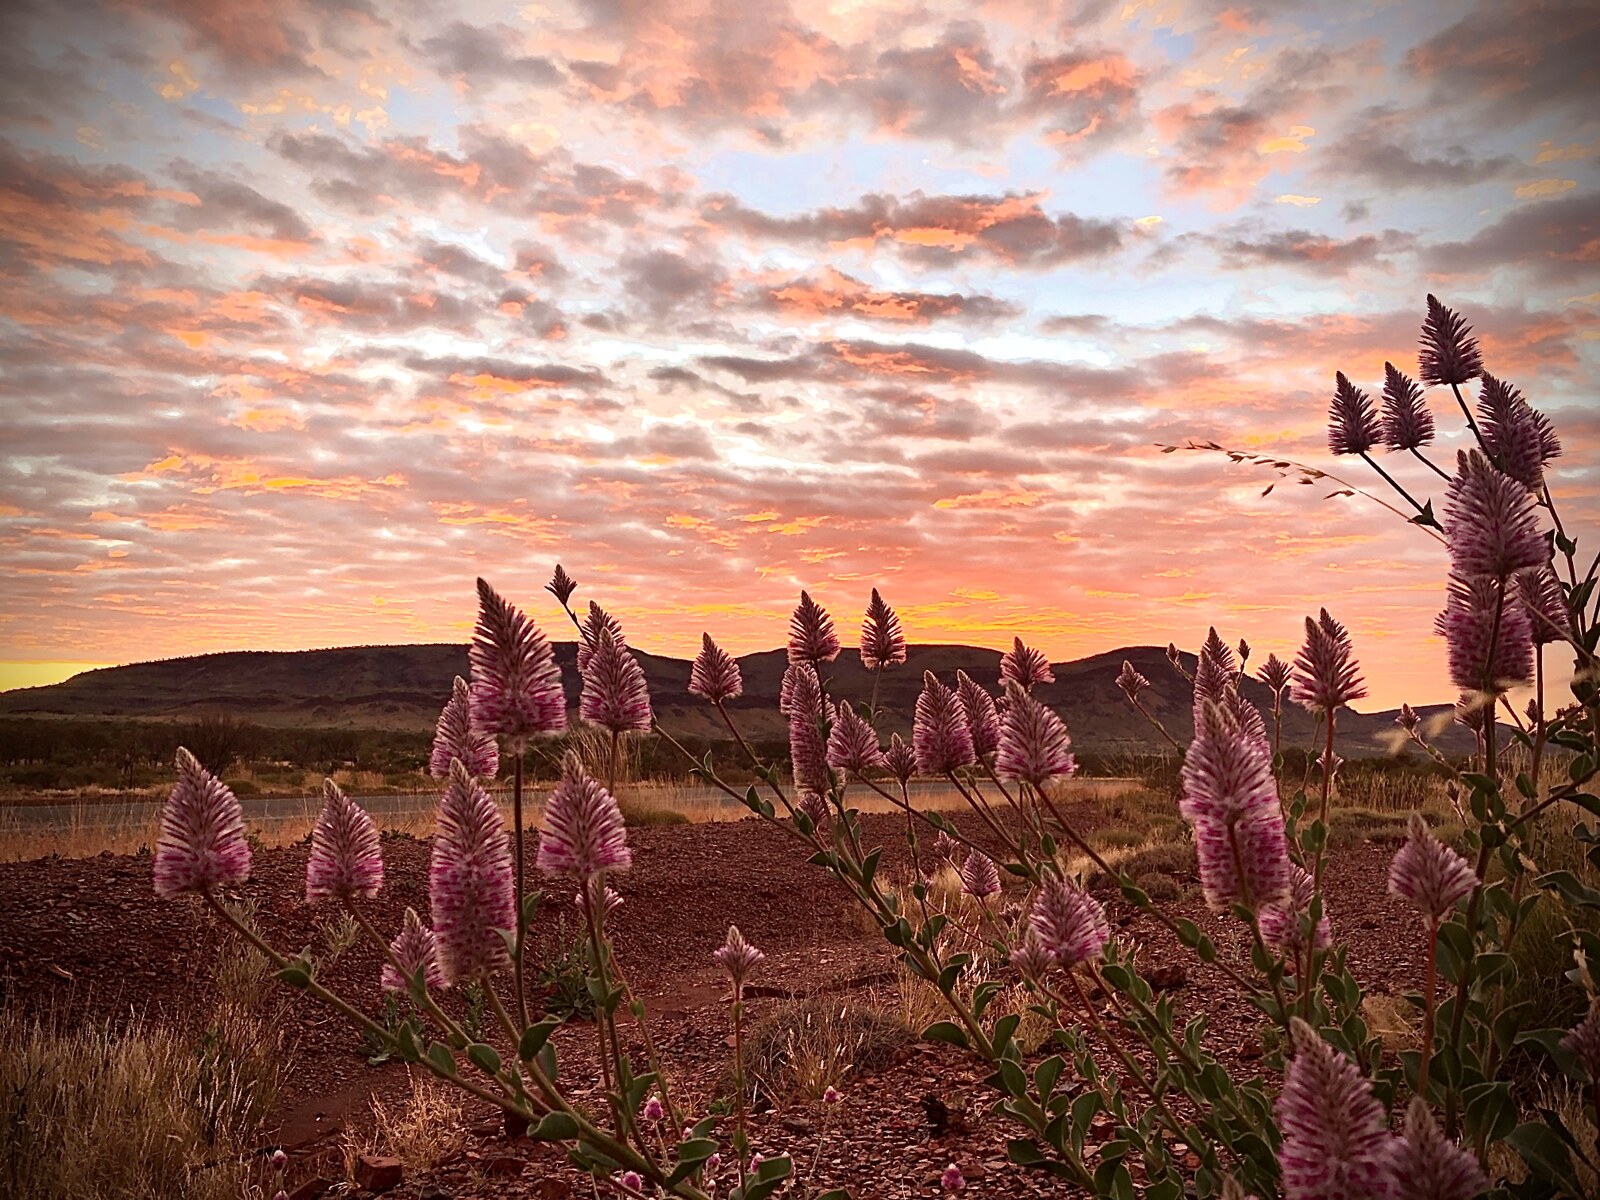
xmin=1411 ymin=448 xmax=1451 ymax=481
xmin=1359 ymin=451 xmax=1429 ymax=517
xmin=1419 ymin=917 xmax=1438 ymax=1099
xmin=513 ymin=751 xmax=530 ymax=1028
xmin=1311 ymin=706 xmax=1336 ymax=886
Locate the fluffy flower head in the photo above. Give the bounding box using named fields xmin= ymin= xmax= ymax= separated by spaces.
xmin=787 ymin=663 xmax=832 ymax=794
xmin=1380 ymin=361 xmax=1434 ymax=451
xmin=1443 ymin=450 xmax=1548 ymax=581
xmin=576 ymin=601 xmax=626 ymax=674
xmin=429 ymin=759 xmax=515 ymax=984
xmin=959 ymin=849 xmax=1001 ymax=900
xmin=579 ymin=626 xmax=653 ymax=733
xmin=306 ymin=779 xmax=384 ymax=903
xmin=1000 ymin=637 xmax=1054 ymax=690
xmin=956 ymin=671 xmax=1001 ymax=757
xmin=154 ymin=748 xmax=252 ymax=899
xmin=545 ymin=563 xmax=578 ymax=606
xmin=1390 ymin=1097 xmax=1488 ymax=1200
xmin=995 ymin=684 xmax=1076 ymax=787
xmin=1259 ymin=866 xmax=1330 ymax=961
xmin=714 ymin=924 xmax=765 ymax=987
xmin=469 ymin=578 xmax=566 ymax=744
xmin=1436 ymin=574 xmax=1533 ymax=694
xmin=1517 ymin=566 xmax=1570 ymax=646
xmin=788 ymin=590 xmax=840 ymax=664
xmin=826 ymin=704 xmax=885 ymax=774
xmin=381 ymin=907 xmax=445 ymax=993
xmin=1419 ymin=294 xmax=1483 ymax=386
xmin=1290 ymin=609 xmax=1368 ymax=712
xmin=430 ymin=676 xmax=499 ymax=780
xmin=537 ymin=751 xmax=632 ymax=879
xmin=1328 ymin=371 xmax=1381 ymax=456
xmin=1477 ymin=374 xmax=1560 ymax=491
xmin=914 ymin=672 xmax=976 ymax=775
xmin=1257 ymin=653 xmax=1292 ymax=698
xmin=1388 ymin=813 xmax=1476 ymax=921
xmin=1116 ymin=660 xmax=1150 ymax=701
xmin=1275 ymin=1018 xmax=1396 ymax=1200
xmin=1029 ymin=876 xmax=1110 ymax=968
xmin=883 ymin=733 xmax=917 ymax=785
xmin=859 ymin=588 xmax=906 ymax=671
xmin=689 ymin=633 xmax=743 ymax=703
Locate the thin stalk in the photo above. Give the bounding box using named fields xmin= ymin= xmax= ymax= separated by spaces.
xmin=512 ymin=752 xmax=530 ymax=1028
xmin=711 ymin=702 xmax=793 ymax=813
xmin=868 ymin=662 xmax=883 ymax=720
xmin=1229 ymin=822 xmax=1292 ymax=1037
xmin=1359 ymin=450 xmax=1429 ymax=517
xmin=1311 ymin=706 xmax=1336 ymax=886
xmin=1419 ymin=917 xmax=1439 ymax=1099
xmin=608 ymin=728 xmax=620 ymax=798
xmin=731 ymin=988 xmax=748 ymax=1193
xmin=1449 ymin=382 xmax=1489 ymax=453
xmin=1411 ymin=447 xmax=1451 ymax=481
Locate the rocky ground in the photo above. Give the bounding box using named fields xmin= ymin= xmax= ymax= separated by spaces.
xmin=0 ymin=808 xmax=1422 ymax=1199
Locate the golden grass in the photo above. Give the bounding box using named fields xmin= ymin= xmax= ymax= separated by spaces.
xmin=342 ymin=1072 xmax=466 ymax=1180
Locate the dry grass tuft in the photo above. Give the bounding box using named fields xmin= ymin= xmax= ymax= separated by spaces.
xmin=343 ymin=1071 xmax=466 ymax=1179
xmin=744 ymin=995 xmax=912 ymax=1106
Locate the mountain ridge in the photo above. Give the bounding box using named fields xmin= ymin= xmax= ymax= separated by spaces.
xmin=0 ymin=641 xmax=1468 ymax=757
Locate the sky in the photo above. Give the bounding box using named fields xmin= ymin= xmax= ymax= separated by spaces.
xmin=0 ymin=0 xmax=1596 ymax=710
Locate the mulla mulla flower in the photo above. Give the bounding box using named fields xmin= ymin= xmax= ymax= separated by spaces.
xmin=1029 ymin=876 xmax=1110 ymax=969
xmin=1418 ymin=293 xmax=1483 ymax=387
xmin=1327 ymin=371 xmax=1381 ymax=456
xmin=545 ymin=562 xmax=577 ymax=606
xmin=958 ymin=849 xmax=1001 ymax=900
xmin=1436 ymin=574 xmax=1533 ymax=694
xmin=956 ymin=671 xmax=1001 ymax=757
xmin=689 ymin=632 xmax=743 ymax=703
xmin=883 ymin=732 xmax=916 ymax=785
xmin=1389 ymin=1097 xmax=1488 ymax=1200
xmin=429 ymin=759 xmax=515 ymax=984
xmin=995 ymin=683 xmax=1076 ymax=788
xmin=1258 ymin=865 xmax=1330 ymax=963
xmin=1193 ymin=626 xmax=1239 ymax=708
xmin=787 ymin=662 xmax=831 ymax=794
xmin=1180 ymin=702 xmax=1291 ymax=912
xmin=578 ymin=626 xmax=653 ymax=734
xmin=154 ymin=747 xmax=252 ymax=899
xmin=536 ymin=751 xmax=632 ymax=880
xmin=788 ymin=590 xmax=840 ymax=664
xmin=1477 ymin=373 xmax=1561 ymax=491
xmin=859 ymin=587 xmax=906 ymax=671
xmin=429 ymin=676 xmax=499 ymax=780
xmin=1257 ymin=653 xmax=1291 ymax=699
xmin=1116 ymin=660 xmax=1149 ymax=701
xmin=1009 ymin=926 xmax=1053 ymax=982
xmin=381 ymin=907 xmax=445 ymax=993
xmin=714 ymin=924 xmax=765 ymax=989
xmin=576 ymin=601 xmax=626 ymax=674
xmin=305 ymin=779 xmax=383 ymax=903
xmin=796 ymin=790 xmax=830 ymax=833
xmin=1442 ymin=450 xmax=1548 ymax=581
xmin=1517 ymin=565 xmax=1571 ymax=646
xmin=826 ymin=704 xmax=885 ymax=774
xmin=1388 ymin=813 xmax=1476 ymax=921
xmin=469 ymin=578 xmax=566 ymax=747
xmin=913 ymin=671 xmax=976 ymax=775
xmin=1275 ymin=1018 xmax=1396 ymax=1200
xmin=1381 ymin=361 xmax=1434 ymax=451
xmin=1561 ymin=998 xmax=1600 ymax=1080
xmin=999 ymin=637 xmax=1054 ymax=690
xmin=1290 ymin=608 xmax=1368 ymax=712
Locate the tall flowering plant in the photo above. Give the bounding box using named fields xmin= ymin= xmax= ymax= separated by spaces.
xmin=153 ymin=297 xmax=1597 ymax=1198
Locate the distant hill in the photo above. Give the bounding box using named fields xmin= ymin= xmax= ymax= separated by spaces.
xmin=0 ymin=641 xmax=1469 ymax=757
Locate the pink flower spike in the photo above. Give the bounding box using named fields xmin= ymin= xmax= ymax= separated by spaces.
xmin=1328 ymin=371 xmax=1381 ymax=456
xmin=1388 ymin=813 xmax=1476 ymax=921
xmin=1517 ymin=566 xmax=1570 ymax=646
xmin=955 ymin=671 xmax=1001 ymax=757
xmin=941 ymin=1163 xmax=965 ymax=1192
xmin=713 ymin=924 xmax=764 ymax=987
xmin=787 ymin=663 xmax=831 ymax=794
xmin=430 ymin=676 xmax=500 ymax=780
xmin=995 ymin=684 xmax=1076 ymax=788
xmin=914 ymin=672 xmax=976 ymax=776
xmin=641 ymin=1096 xmax=664 ymax=1122
xmin=883 ymin=732 xmax=917 ymax=785
xmin=1390 ymin=1097 xmax=1488 ymax=1200
xmin=1259 ymin=866 xmax=1330 ymax=962
xmin=306 ymin=779 xmax=383 ymax=904
xmin=1257 ymin=653 xmax=1291 ymax=698
xmin=545 ymin=563 xmax=577 ymax=606
xmin=959 ymin=849 xmax=1001 ymax=900
xmin=1029 ymin=876 xmax=1110 ymax=968
xmin=689 ymin=632 xmax=743 ymax=703
xmin=1443 ymin=449 xmax=1548 ymax=581
xmin=1436 ymin=574 xmax=1533 ymax=694
xmin=1381 ymin=361 xmax=1434 ymax=451
xmin=1000 ymin=637 xmax=1054 ymax=690
xmin=1290 ymin=608 xmax=1368 ymax=712
xmin=826 ymin=704 xmax=885 ymax=775
xmin=154 ymin=747 xmax=252 ymax=899
xmin=576 ymin=601 xmax=626 ymax=674
xmin=859 ymin=587 xmax=907 ymax=671
xmin=1275 ymin=1019 xmax=1397 ymax=1200
xmin=469 ymin=578 xmax=567 ymax=747
xmin=796 ymin=790 xmax=831 ymax=833
xmin=1009 ymin=926 xmax=1053 ymax=982
xmin=1477 ymin=374 xmax=1561 ymax=491
xmin=1116 ymin=660 xmax=1150 ymax=702
xmin=788 ymin=590 xmax=840 ymax=664
xmin=1180 ymin=700 xmax=1281 ymax=827
xmin=1193 ymin=627 xmax=1239 ymax=709
xmin=429 ymin=759 xmax=515 ymax=984
xmin=1419 ymin=294 xmax=1483 ymax=387
xmin=579 ymin=627 xmax=653 ymax=734
xmin=575 ymin=879 xmax=625 ymax=920
xmin=382 ymin=907 xmax=446 ymax=993
xmin=537 ymin=751 xmax=632 ymax=880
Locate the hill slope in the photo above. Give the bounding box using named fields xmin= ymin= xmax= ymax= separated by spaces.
xmin=0 ymin=642 xmax=1466 ymax=756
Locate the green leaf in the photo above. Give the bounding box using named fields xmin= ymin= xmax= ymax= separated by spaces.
xmin=665 ymin=1138 xmax=719 ymax=1186
xmin=466 ymin=1043 xmax=501 ymax=1074
xmin=1034 ymin=1054 xmax=1065 ymax=1101
xmin=922 ymin=1021 xmax=970 ymax=1050
xmin=1505 ymin=1122 xmax=1582 ymax=1193
xmin=276 ymin=964 xmax=311 ymax=988
xmin=425 ymin=1041 xmax=455 ymax=1077
xmin=533 ymin=1111 xmax=581 ymax=1141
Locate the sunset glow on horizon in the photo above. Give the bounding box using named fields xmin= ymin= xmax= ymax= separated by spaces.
xmin=2 ymin=0 xmax=1596 ymax=711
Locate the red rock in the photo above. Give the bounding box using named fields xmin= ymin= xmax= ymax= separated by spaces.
xmin=288 ymin=1179 xmax=333 ymax=1200
xmin=354 ymin=1154 xmax=403 ymax=1193
xmin=485 ymin=1155 xmax=525 ymax=1177
xmin=533 ymin=1178 xmax=574 ymax=1199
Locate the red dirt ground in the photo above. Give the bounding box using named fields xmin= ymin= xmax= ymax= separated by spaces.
xmin=0 ymin=810 xmax=1421 ymax=1198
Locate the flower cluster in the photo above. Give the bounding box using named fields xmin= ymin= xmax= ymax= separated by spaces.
xmin=153 ymin=748 xmax=252 ymax=899
xmin=430 ymin=675 xmax=500 ymax=780
xmin=469 ymin=578 xmax=566 ymax=746
xmin=537 ymin=751 xmax=633 ymax=880
xmin=1180 ymin=701 xmax=1291 ymax=912
xmin=429 ymin=759 xmax=515 ymax=984
xmin=305 ymin=779 xmax=383 ymax=903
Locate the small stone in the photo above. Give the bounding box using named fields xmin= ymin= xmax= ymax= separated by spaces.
xmin=288 ymin=1179 xmax=333 ymax=1200
xmin=354 ymin=1154 xmax=403 ymax=1194
xmin=485 ymin=1155 xmax=525 ymax=1177
xmin=1145 ymin=962 xmax=1187 ymax=991
xmin=533 ymin=1179 xmax=574 ymax=1200
xmin=1239 ymin=1037 xmax=1263 ymax=1060
xmin=780 ymin=1115 xmax=813 ymax=1134
xmin=421 ymin=1187 xmax=451 ymax=1200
